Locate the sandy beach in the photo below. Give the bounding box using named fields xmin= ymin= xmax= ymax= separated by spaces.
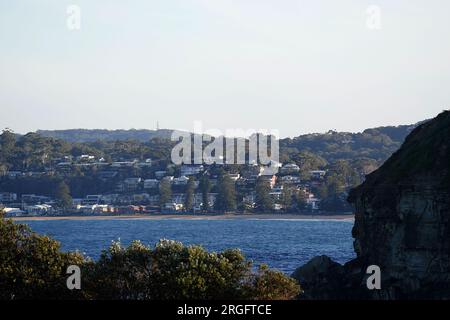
xmin=11 ymin=213 xmax=354 ymax=221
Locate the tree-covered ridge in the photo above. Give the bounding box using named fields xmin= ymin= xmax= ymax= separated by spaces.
xmin=349 ymin=110 xmax=450 ymax=199
xmin=4 ymin=122 xmax=417 ymax=172
xmin=0 ymin=131 xmax=175 ymax=173
xmin=279 ymin=123 xmax=416 ymax=164
xmin=36 ymin=128 xmax=178 ymax=142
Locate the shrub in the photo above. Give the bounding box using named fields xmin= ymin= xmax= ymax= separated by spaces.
xmin=0 ymin=215 xmax=85 ymax=299
xmin=1 ymin=214 xmax=301 ymax=300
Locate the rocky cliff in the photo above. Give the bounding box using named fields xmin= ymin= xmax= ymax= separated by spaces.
xmin=293 ymin=110 xmax=450 ymax=299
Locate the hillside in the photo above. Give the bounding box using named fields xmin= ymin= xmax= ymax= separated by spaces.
xmin=36 ymin=129 xmax=176 ymax=142
xmin=36 ymin=123 xmax=418 ymax=166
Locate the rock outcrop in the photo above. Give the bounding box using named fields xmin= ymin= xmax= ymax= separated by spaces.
xmin=293 ymin=110 xmax=450 ymax=299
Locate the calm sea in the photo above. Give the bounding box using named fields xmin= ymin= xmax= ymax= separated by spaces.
xmin=21 ymin=218 xmax=355 ymax=274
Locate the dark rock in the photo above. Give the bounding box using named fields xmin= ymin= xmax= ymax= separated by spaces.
xmin=293 ymin=110 xmax=450 ymax=299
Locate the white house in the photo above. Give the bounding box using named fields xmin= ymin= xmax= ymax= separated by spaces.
xmin=173 ymin=176 xmax=189 ymax=186
xmin=82 ymin=195 xmax=102 ymax=205
xmin=180 ymin=165 xmax=204 ymax=176
xmin=3 ymin=207 xmax=25 ymax=216
xmin=144 ymin=179 xmax=159 ymax=189
xmin=280 ymin=163 xmax=300 ymax=175
xmin=24 ymin=204 xmax=53 ymax=215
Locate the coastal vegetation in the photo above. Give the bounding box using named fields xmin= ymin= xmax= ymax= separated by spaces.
xmin=0 ymin=212 xmax=300 ymax=300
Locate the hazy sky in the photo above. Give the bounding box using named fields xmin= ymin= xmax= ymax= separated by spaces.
xmin=1 ymin=0 xmax=449 ymax=137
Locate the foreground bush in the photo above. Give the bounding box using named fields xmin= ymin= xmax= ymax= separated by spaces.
xmin=0 ymin=215 xmax=300 ymax=300
xmin=0 ymin=217 xmax=85 ymax=299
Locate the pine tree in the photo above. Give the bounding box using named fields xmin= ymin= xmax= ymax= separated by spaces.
xmin=199 ymin=175 xmax=211 ymax=212
xmin=255 ymin=179 xmax=273 ymax=212
xmin=159 ymin=178 xmax=172 ymax=208
xmin=280 ymin=184 xmax=293 ymax=211
xmin=215 ymin=172 xmax=236 ymax=212
xmin=55 ymin=181 xmax=73 ymax=210
xmin=184 ymin=177 xmax=196 ymax=212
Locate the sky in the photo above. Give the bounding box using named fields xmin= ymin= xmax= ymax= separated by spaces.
xmin=0 ymin=0 xmax=449 ymax=138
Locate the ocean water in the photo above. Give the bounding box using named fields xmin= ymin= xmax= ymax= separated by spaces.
xmin=21 ymin=218 xmax=355 ymax=274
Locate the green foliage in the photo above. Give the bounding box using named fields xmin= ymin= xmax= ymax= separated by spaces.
xmin=199 ymin=175 xmax=211 ymax=212
xmin=55 ymin=181 xmax=73 ymax=209
xmin=184 ymin=177 xmax=196 ymax=211
xmin=159 ymin=178 xmax=172 ymax=207
xmin=279 ymin=124 xmax=414 ymax=164
xmin=255 ymin=180 xmax=273 ymax=212
xmin=280 ymin=185 xmax=294 ymax=211
xmin=215 ymin=172 xmax=237 ymax=212
xmin=293 ymin=190 xmax=308 ymax=211
xmin=0 ymin=215 xmax=300 ymax=300
xmin=247 ymin=264 xmax=302 ymax=300
xmin=0 ymin=215 xmax=85 ymax=300
xmin=349 ymin=110 xmax=450 ymax=202
xmin=84 ymin=239 xmax=300 ymax=300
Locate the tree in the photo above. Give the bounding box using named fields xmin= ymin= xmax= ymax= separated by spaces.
xmin=159 ymin=178 xmax=172 ymax=207
xmin=215 ymin=172 xmax=236 ymax=212
xmin=83 ymin=239 xmax=301 ymax=300
xmin=255 ymin=179 xmax=273 ymax=212
xmin=55 ymin=181 xmax=73 ymax=209
xmin=0 ymin=214 xmax=85 ymax=300
xmin=0 ymin=129 xmax=16 ymax=166
xmin=280 ymin=184 xmax=294 ymax=211
xmin=0 ymin=129 xmax=16 ymax=152
xmin=319 ymin=173 xmax=352 ymax=213
xmin=184 ymin=176 xmax=196 ymax=212
xmin=294 ymin=189 xmax=308 ymax=212
xmin=247 ymin=264 xmax=302 ymax=300
xmin=199 ymin=175 xmax=211 ymax=212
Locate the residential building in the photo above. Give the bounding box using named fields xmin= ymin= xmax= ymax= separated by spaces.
xmin=0 ymin=192 xmax=17 ymax=203
xmin=144 ymin=179 xmax=159 ymax=189
xmin=310 ymin=170 xmax=326 ymax=180
xmin=280 ymin=175 xmax=301 ymax=184
xmin=162 ymin=202 xmax=184 ymax=212
xmin=7 ymin=171 xmax=22 ymax=179
xmin=280 ymin=163 xmax=300 ymax=175
xmin=83 ymin=195 xmax=102 ymax=205
xmin=24 ymin=204 xmax=53 ymax=215
xmin=155 ymin=171 xmax=167 ymax=179
xmin=123 ymin=177 xmax=142 ymax=191
xmin=3 ymin=207 xmax=25 ymax=216
xmin=173 ymin=176 xmax=189 ymax=186
xmin=21 ymin=194 xmax=51 ymax=204
xmin=137 ymin=158 xmax=152 ymax=167
xmin=101 ymin=194 xmax=119 ymax=203
xmin=77 ymin=154 xmax=95 ymax=162
xmin=180 ymin=165 xmax=204 ymax=176
xmin=258 ymin=175 xmax=277 ymax=188
xmin=111 ymin=161 xmax=137 ymax=168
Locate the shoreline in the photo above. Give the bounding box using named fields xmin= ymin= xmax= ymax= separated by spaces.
xmin=10 ymin=213 xmax=354 ymax=222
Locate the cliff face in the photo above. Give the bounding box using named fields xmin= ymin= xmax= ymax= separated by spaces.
xmin=293 ymin=111 xmax=450 ymax=299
